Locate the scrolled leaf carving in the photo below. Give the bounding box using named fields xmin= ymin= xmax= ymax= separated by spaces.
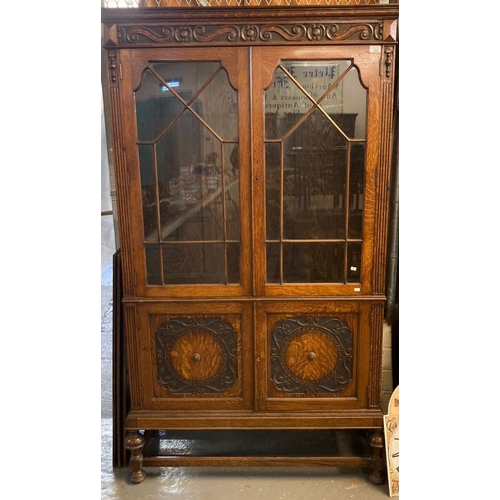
xmin=326 ymin=24 xmax=375 ymax=41
xmin=117 ymin=22 xmax=382 ymax=46
xmin=260 ymin=25 xmax=306 ymax=41
xmin=193 ymin=25 xmax=241 ymax=42
xmin=126 ymin=26 xmax=174 ymax=43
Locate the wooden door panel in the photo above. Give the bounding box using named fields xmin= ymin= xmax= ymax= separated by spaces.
xmin=133 ymin=302 xmax=253 ymax=410
xmin=255 ymin=301 xmax=375 ymax=411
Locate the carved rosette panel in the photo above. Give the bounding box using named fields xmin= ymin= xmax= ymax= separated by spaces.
xmin=270 ymin=317 xmax=353 ymax=394
xmin=156 ymin=317 xmax=237 ymax=394
xmin=116 ymin=22 xmax=383 ymax=46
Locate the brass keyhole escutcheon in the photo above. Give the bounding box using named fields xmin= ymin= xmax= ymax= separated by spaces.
xmin=307 ymin=352 xmax=316 ymax=361
xmin=192 ymin=353 xmax=201 ymax=362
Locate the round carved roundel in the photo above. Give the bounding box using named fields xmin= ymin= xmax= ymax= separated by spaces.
xmin=156 ymin=318 xmax=237 ymax=394
xmin=270 ymin=317 xmax=353 ymax=394
xmin=285 ymin=331 xmax=338 ymax=382
xmin=170 ymin=330 xmax=223 ymax=382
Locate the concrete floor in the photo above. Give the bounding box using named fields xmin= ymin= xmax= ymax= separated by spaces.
xmin=101 ymin=216 xmax=392 ymax=499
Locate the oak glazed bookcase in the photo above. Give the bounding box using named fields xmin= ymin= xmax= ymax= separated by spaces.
xmin=101 ymin=3 xmax=398 ymax=484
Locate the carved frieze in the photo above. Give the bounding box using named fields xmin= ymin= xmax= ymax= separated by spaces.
xmin=270 ymin=316 xmax=353 ymax=394
xmin=156 ymin=317 xmax=238 ymax=394
xmin=116 ymin=22 xmax=383 ymax=46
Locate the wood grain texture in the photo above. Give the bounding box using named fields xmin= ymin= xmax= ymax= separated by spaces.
xmin=170 ymin=331 xmax=223 ymax=382
xmin=107 ymin=73 xmax=136 ymax=296
xmin=285 ymin=332 xmax=338 ymax=381
xmin=142 ymin=455 xmax=371 ymax=468
xmin=368 ymin=302 xmax=384 ymax=407
xmin=372 ymin=49 xmax=396 ymax=294
xmin=124 ymin=304 xmax=142 ymax=409
xmin=126 ymin=409 xmax=385 ymax=430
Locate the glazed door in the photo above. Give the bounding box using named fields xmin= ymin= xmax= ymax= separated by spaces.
xmin=251 ymin=46 xmax=385 ymax=410
xmin=119 ymin=47 xmax=252 ymax=298
xmin=119 ymin=45 xmax=382 ymax=299
xmin=252 ymin=45 xmax=383 ymax=297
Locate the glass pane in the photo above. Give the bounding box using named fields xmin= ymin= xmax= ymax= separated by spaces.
xmin=283 ymin=109 xmax=347 ymax=240
xmin=145 ymin=245 xmax=162 ymax=285
xmin=266 ymin=143 xmax=281 ymax=241
xmin=265 ymin=113 xmax=280 ymax=141
xmin=266 ymin=243 xmax=281 ymax=283
xmin=348 ymin=144 xmax=365 ymax=239
xmin=342 ymin=67 xmax=367 ymax=140
xmin=224 ymin=143 xmax=240 ymax=241
xmin=155 ymin=111 xmax=225 ymax=242
xmin=283 ymin=243 xmax=344 ymax=283
xmin=139 ymin=145 xmax=158 ymax=242
xmin=264 ymin=59 xmax=368 ymax=286
xmin=347 ymin=243 xmax=362 ymax=283
xmin=136 ymin=60 xmax=241 ymax=286
xmin=227 ymin=242 xmax=240 ymax=283
xmin=264 ymin=60 xmax=352 ymax=140
xmin=162 ymin=244 xmax=225 ymax=284
xmin=151 ymin=61 xmax=221 ymax=104
xmin=192 ymin=68 xmax=238 ymax=141
xmin=135 ymin=69 xmax=185 ymax=142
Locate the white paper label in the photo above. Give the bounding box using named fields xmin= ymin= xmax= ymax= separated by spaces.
xmin=354 ymin=287 xmax=361 ymax=292
xmin=350 ymin=266 xmax=357 ymax=271
xmin=370 ymin=46 xmax=382 ymax=53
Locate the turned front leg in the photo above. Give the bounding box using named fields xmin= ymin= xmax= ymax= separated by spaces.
xmin=125 ymin=430 xmax=146 ymax=484
xmin=368 ymin=429 xmax=386 ymax=485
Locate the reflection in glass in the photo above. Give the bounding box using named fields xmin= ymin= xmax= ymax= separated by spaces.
xmin=264 ymin=60 xmax=367 ymax=285
xmin=136 ymin=69 xmax=184 ymax=142
xmin=224 ymin=142 xmax=240 ymax=242
xmin=348 ymin=144 xmax=365 ymax=239
xmin=162 ymin=244 xmax=225 ymax=284
xmin=266 ymin=243 xmax=281 ymax=283
xmin=136 ymin=61 xmax=240 ymax=285
xmin=266 ymin=143 xmax=281 ymax=241
xmin=192 ymin=69 xmax=238 ymax=140
xmin=139 ymin=145 xmax=158 ymax=241
xmin=283 ymin=109 xmax=348 ymax=240
xmin=347 ymin=242 xmax=362 ymax=283
xmin=283 ymin=243 xmax=344 ymax=283
xmin=227 ymin=243 xmax=240 ymax=283
xmin=145 ymin=245 xmax=162 ymax=285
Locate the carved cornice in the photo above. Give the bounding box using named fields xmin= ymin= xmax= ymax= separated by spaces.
xmin=116 ymin=21 xmax=383 ymax=45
